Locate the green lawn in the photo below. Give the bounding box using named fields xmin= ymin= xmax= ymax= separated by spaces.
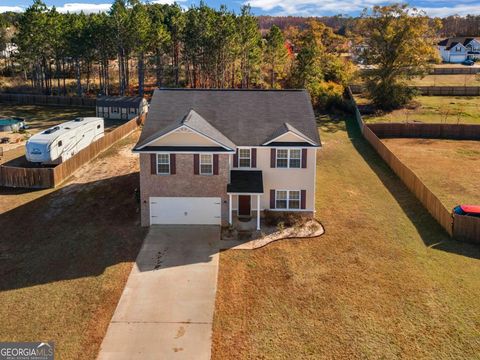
xmin=212 ymin=115 xmax=480 ymax=359
xmin=383 ymin=138 xmax=480 ymax=210
xmin=0 ymin=132 xmax=147 ymax=360
xmin=356 ymin=95 xmax=480 ymax=124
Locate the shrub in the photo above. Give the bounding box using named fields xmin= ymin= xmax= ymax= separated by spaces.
xmin=264 ymin=210 xmax=308 ymax=227
xmin=366 ymin=80 xmax=419 ymax=111
xmin=309 ymin=81 xmax=347 ymax=110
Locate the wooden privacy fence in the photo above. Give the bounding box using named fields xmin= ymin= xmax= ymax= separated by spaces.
xmin=432 ymin=67 xmax=480 ymax=75
xmin=368 ymin=123 xmax=480 ymax=140
xmin=0 ymin=93 xmax=96 ymax=107
xmin=51 ymin=114 xmax=142 ymax=186
xmin=417 ymin=86 xmax=480 ymax=96
xmin=347 ymin=87 xmax=454 ymax=236
xmin=0 ymin=114 xmax=143 ymax=189
xmin=362 ymin=125 xmax=454 ymax=236
xmin=349 ymin=84 xmax=480 ymax=96
xmin=453 ymin=215 xmax=480 ymax=244
xmin=0 ymin=166 xmax=54 ymax=188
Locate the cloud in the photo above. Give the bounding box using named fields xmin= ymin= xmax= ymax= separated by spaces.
xmin=55 ymin=3 xmax=112 ymax=13
xmin=420 ymin=4 xmax=480 ymax=17
xmin=0 ymin=6 xmax=23 ymax=13
xmin=246 ymin=0 xmax=480 ymax=16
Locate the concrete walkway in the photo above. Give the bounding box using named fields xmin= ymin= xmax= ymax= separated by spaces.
xmin=97 ymin=225 xmax=220 ymax=360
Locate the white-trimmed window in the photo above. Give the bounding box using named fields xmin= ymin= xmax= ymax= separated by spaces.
xmin=276 ymin=149 xmax=302 ymax=168
xmin=289 ymin=149 xmax=301 ymax=168
xmin=276 ymin=149 xmax=288 ymax=168
xmin=200 ymin=154 xmax=213 ymax=175
xmin=157 ymin=154 xmax=170 ymax=174
xmin=276 ymin=190 xmax=301 ymax=210
xmin=276 ymin=190 xmax=287 ymax=209
xmin=239 ymin=148 xmax=251 ymax=168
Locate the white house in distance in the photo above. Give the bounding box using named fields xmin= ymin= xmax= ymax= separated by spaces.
xmin=437 ymin=37 xmax=480 ymax=63
xmin=96 ymin=96 xmax=148 ymax=120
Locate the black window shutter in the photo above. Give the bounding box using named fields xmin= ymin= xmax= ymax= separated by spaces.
xmin=270 ymin=189 xmax=275 ymax=209
xmin=213 ymin=154 xmax=219 ymax=175
xmin=150 ymin=154 xmax=157 ymax=175
xmin=301 ymin=190 xmax=306 ymax=209
xmin=170 ymin=154 xmax=176 ymax=175
xmin=251 ymin=148 xmax=257 ymax=168
xmin=302 ymin=149 xmax=307 ymax=168
xmin=270 ymin=149 xmax=276 ymax=168
xmin=194 ymin=154 xmax=199 ymax=175
xmin=233 ymin=149 xmax=238 ymax=168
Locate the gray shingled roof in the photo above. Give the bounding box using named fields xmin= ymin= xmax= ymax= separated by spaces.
xmin=136 ymin=109 xmax=236 ymax=150
xmin=263 ymin=122 xmax=317 ymax=145
xmin=97 ymin=96 xmax=145 ymax=107
xmin=438 ymin=37 xmax=480 ymax=50
xmin=135 ymin=89 xmax=320 ymax=149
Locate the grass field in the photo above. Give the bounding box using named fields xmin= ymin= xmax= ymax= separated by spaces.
xmin=0 ymin=104 xmax=95 ymax=132
xmin=409 ymin=74 xmax=480 ymax=86
xmin=383 ymin=138 xmax=480 ymax=210
xmin=212 ymin=115 xmax=480 ymax=359
xmin=0 ymin=131 xmax=147 ymax=360
xmin=355 ymin=95 xmax=480 ymax=124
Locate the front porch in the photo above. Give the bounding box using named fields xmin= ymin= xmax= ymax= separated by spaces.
xmin=227 ymin=170 xmax=264 ymax=231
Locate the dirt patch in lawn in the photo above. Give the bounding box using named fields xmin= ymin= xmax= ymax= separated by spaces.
xmin=0 ymin=130 xmax=147 ymax=360
xmin=212 ymin=115 xmax=480 ymax=359
xmin=383 ymin=138 xmax=480 ymax=210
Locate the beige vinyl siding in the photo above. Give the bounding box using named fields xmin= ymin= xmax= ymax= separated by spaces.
xmin=230 ymin=147 xmax=316 ymax=212
xmin=149 ymin=128 xmax=219 ymax=147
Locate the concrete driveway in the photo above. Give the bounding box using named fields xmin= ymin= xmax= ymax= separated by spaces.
xmin=97 ymin=225 xmax=220 ymax=360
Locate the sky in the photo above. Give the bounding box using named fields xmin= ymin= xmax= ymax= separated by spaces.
xmin=1 ymin=0 xmax=480 ymax=17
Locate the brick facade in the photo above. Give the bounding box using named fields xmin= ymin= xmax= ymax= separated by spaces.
xmin=139 ymin=153 xmax=229 ymax=226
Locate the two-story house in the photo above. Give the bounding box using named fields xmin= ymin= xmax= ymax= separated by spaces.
xmin=437 ymin=37 xmax=480 ymax=63
xmin=133 ymin=89 xmax=321 ymax=230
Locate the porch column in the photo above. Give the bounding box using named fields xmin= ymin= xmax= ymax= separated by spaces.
xmin=256 ymin=194 xmax=261 ymax=230
xmin=229 ymin=193 xmax=232 ymax=225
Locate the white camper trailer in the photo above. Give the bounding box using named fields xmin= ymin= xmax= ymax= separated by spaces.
xmin=26 ymin=117 xmax=104 ymax=164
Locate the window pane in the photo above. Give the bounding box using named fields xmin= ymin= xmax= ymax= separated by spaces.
xmin=239 ymin=149 xmax=250 ymax=158
xmin=277 ymin=149 xmax=288 ymax=158
xmin=200 ymin=154 xmax=212 ymax=164
xmin=277 ymin=158 xmax=288 ymax=168
xmin=276 ymin=200 xmax=287 ymax=209
xmin=289 ymin=158 xmax=301 ymax=168
xmin=239 ymin=158 xmax=250 ymax=167
xmin=158 ymin=164 xmax=170 ymax=174
xmin=289 ymin=200 xmax=300 ymax=209
xmin=158 ymin=154 xmax=169 ymax=164
xmin=290 ymin=149 xmax=301 ymax=159
xmin=277 ymin=191 xmax=287 ymax=200
xmin=289 ymin=191 xmax=300 ymax=200
xmin=201 ymin=164 xmax=212 ymax=174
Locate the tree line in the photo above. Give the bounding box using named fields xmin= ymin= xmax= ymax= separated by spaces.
xmin=0 ymin=0 xmax=353 ymax=110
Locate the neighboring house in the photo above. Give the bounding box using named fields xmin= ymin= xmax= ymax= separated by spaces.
xmin=96 ymin=96 xmax=148 ymax=120
xmin=133 ymin=89 xmax=321 ymax=230
xmin=437 ymin=37 xmax=480 ymax=63
xmin=0 ymin=43 xmax=18 ymax=59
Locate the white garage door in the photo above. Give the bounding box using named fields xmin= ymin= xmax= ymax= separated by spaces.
xmin=150 ymin=197 xmax=221 ymax=225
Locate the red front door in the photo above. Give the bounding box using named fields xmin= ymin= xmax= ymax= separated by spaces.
xmin=238 ymin=195 xmax=251 ymax=217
